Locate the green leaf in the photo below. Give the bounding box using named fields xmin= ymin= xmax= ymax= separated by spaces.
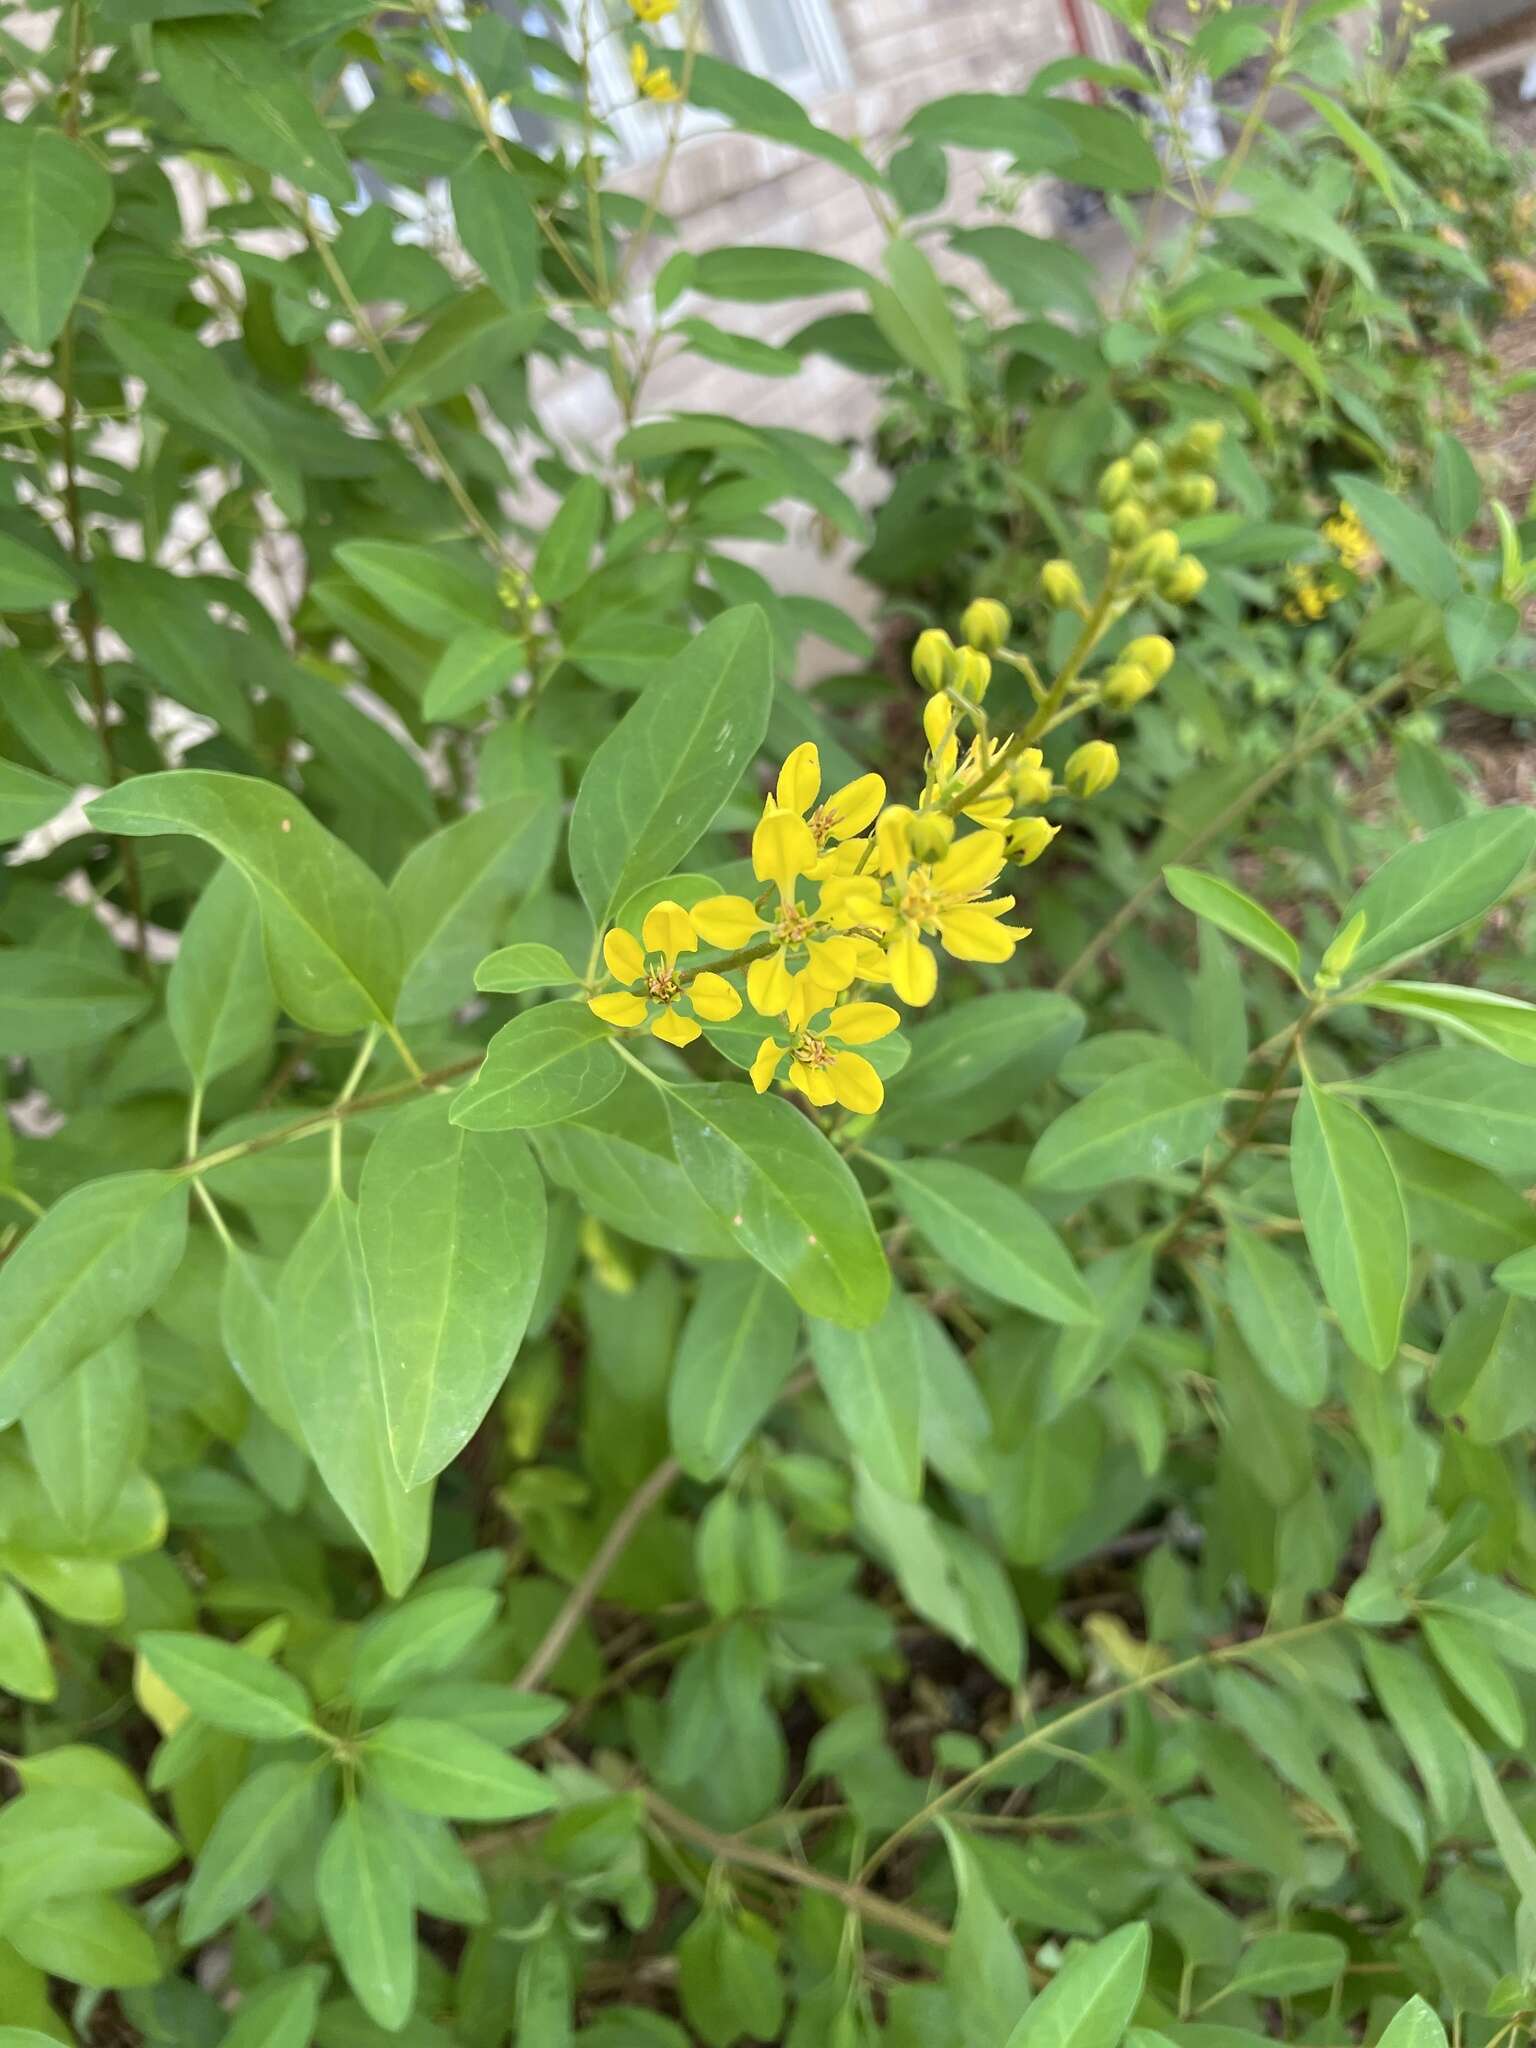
xmin=278 ymin=1189 xmax=431 ymax=1597
xmin=1331 ymin=806 xmax=1536 ymax=977
xmin=1224 ymin=1224 xmax=1328 ymax=1406
xmin=1361 ymin=1048 xmax=1536 ymax=1180
xmin=1297 ymin=88 xmax=1410 ymax=220
xmin=99 ymin=310 xmax=302 ymax=522
xmin=948 ymin=224 xmax=1098 ymax=321
xmin=647 ymin=47 xmax=875 ymax=185
xmin=180 ymin=1759 xmax=324 ymax=1944
xmin=422 ymin=625 xmax=525 ymax=724
xmin=1291 ymin=1075 xmax=1408 ymax=1369
xmin=363 ymin=1716 xmax=555 ymax=1819
xmin=316 ymin=1798 xmax=416 ymax=2031
xmin=1445 ymin=595 xmax=1519 ymax=683
xmin=0 ymin=950 xmax=149 ymax=1056
xmin=667 ymin=1264 xmax=801 ymax=1482
xmin=568 ymin=606 xmax=773 ymax=926
xmin=1027 ymin=1056 xmax=1225 ymax=1194
xmin=1358 ymin=1634 xmax=1470 ymax=1836
xmin=0 ymin=757 xmax=69 ymax=842
xmin=1431 ymin=434 xmax=1482 ymax=539
xmin=810 ymin=1291 xmax=925 ymax=1500
xmin=391 ymin=797 xmax=558 ymax=1025
xmin=0 ymin=1173 xmax=187 ymax=1430
xmin=1375 ymin=2001 xmax=1449 ymax=2048
xmin=475 ymin=942 xmax=581 ymax=995
xmin=91 ymin=560 xmax=255 ymax=740
xmin=359 ymin=1093 xmax=545 ymax=1488
xmin=0 ymin=127 xmax=112 ymax=350
xmin=905 ymin=93 xmax=1075 ymax=168
xmin=368 ymin=289 xmax=545 ymax=413
xmin=690 ymin=245 xmax=875 ymax=302
xmin=6 ymin=1892 xmax=162 ymax=1990
xmin=153 ymin=17 xmax=354 ymax=201
xmin=1355 ymin=982 xmax=1536 ymax=1064
xmin=1040 ymin=99 xmax=1160 ymax=191
xmin=880 ymin=1156 xmax=1097 ymax=1326
xmin=1164 ymin=867 xmax=1303 ymax=982
xmin=1466 ymin=1739 xmax=1536 ymax=1914
xmin=452 ymin=150 xmax=540 ymax=310
xmin=872 ymin=237 xmax=965 ymax=404
xmin=88 ymin=771 xmax=402 ymax=1035
xmin=21 ymin=1330 xmax=143 ymax=1542
xmin=221 ymin=1967 xmax=327 ymax=2048
xmin=1004 ymin=1922 xmax=1149 ymax=2048
xmin=0 ymin=534 xmax=76 ymax=613
xmin=451 ymin=1003 xmax=622 ymax=1132
xmin=1218 ymin=1932 xmax=1346 ymax=2003
xmin=349 ymin=1585 xmax=499 ymax=1707
xmin=334 ymin=540 xmax=501 ymax=643
xmin=167 ymin=863 xmax=276 ymax=1089
xmin=137 ymin=1632 xmax=314 ymax=1741
xmin=880 ymin=989 xmax=1083 ymax=1140
xmin=1330 ymin=473 xmax=1459 ymax=605
xmin=534 ymin=475 xmax=607 ymax=605
xmin=667 ymin=1084 xmax=889 ymax=1328
xmin=0 ymin=1786 xmax=179 ymax=1916
xmin=0 ymin=1581 xmax=55 ymax=1703
xmin=1495 ymin=1243 xmax=1536 ymax=1298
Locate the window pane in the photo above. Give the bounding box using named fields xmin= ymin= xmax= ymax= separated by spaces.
xmin=745 ymin=1 xmax=813 ymax=75
xmin=700 ymin=0 xmax=748 ymax=63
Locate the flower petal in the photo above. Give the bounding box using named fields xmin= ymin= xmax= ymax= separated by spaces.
xmin=827 ymin=1001 xmax=901 ymax=1046
xmin=825 ymin=772 xmax=885 ymax=838
xmin=796 ymin=1063 xmax=837 ymax=1107
xmin=747 ymin=949 xmax=794 ymax=1017
xmin=687 ymin=971 xmax=741 ymax=1022
xmin=935 ymin=829 xmax=1006 ymax=896
xmin=886 ymin=925 xmax=938 ymax=1005
xmin=752 ymin=809 xmax=817 ymax=897
xmin=776 ymin=741 xmax=821 ymax=815
xmin=690 ymin=894 xmax=764 ymax=948
xmin=938 ymin=906 xmax=1027 ymax=963
xmin=650 ymin=1007 xmax=701 ymax=1047
xmin=642 ymin=899 xmax=698 ymax=964
xmin=603 ymin=928 xmax=644 ymax=985
xmin=830 ymin=1050 xmax=883 ymax=1115
xmin=589 ymin=992 xmax=648 ymax=1028
xmin=818 ymin=875 xmax=882 ymax=927
xmin=750 ymin=1038 xmax=785 ymax=1094
xmin=805 ymin=934 xmax=859 ymax=991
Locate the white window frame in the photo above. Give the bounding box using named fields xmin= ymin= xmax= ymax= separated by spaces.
xmin=586 ymin=0 xmax=851 ymax=164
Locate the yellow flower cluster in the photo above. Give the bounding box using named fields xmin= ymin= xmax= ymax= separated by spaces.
xmin=1495 ymin=259 xmax=1536 ymax=320
xmin=628 ymin=0 xmax=677 ymax=17
xmin=1284 ymin=502 xmax=1377 ymax=622
xmin=629 ymin=41 xmax=681 ymax=100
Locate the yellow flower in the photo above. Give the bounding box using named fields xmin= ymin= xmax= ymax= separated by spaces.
xmin=628 ymin=0 xmax=677 ymax=17
xmin=877 ymin=821 xmax=1028 ymax=1006
xmin=628 ymin=42 xmax=681 ymax=99
xmin=1322 ymin=504 xmax=1378 ymax=577
xmin=691 ymin=791 xmax=884 ymax=1018
xmin=1006 ymin=815 xmax=1060 ymax=865
xmin=750 ymin=996 xmax=901 ymax=1115
xmin=769 ymin=742 xmax=885 ymax=860
xmin=921 ymin=698 xmax=1012 ymax=826
xmin=1006 ymin=746 xmax=1053 ymax=808
xmin=587 ymin=900 xmax=741 ymax=1048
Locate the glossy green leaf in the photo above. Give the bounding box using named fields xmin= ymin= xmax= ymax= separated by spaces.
xmin=451 ymin=1003 xmax=623 ymax=1131
xmin=0 ymin=1786 xmax=179 ymax=1916
xmin=452 ymin=149 xmax=540 ymax=310
xmin=89 ymin=771 xmax=402 ymax=1035
xmin=810 ymin=1290 xmax=925 ymax=1501
xmin=21 ymin=1330 xmax=143 ymax=1541
xmin=0 ymin=950 xmax=149 ymax=1056
xmin=360 ymin=1093 xmax=545 ymax=1487
xmin=1164 ymin=866 xmax=1303 ymax=981
xmin=475 ymin=941 xmax=581 ymax=994
xmin=534 ymin=475 xmax=607 ymax=605
xmin=881 ymin=1156 xmax=1097 ymax=1326
xmin=137 ymin=1631 xmax=315 ymax=1740
xmin=1291 ymin=1076 xmax=1409 ymax=1369
xmin=0 ymin=127 xmax=112 ymax=350
xmin=167 ymin=863 xmax=277 ymax=1089
xmin=316 ymin=1798 xmax=416 ymax=2031
xmin=349 ymin=1585 xmax=499 ymax=1707
xmin=568 ymin=605 xmax=773 ymax=924
xmin=391 ymin=797 xmax=558 ymax=1024
xmin=278 ymin=1190 xmax=432 ymax=1596
xmin=422 ymin=625 xmax=525 ymax=723
xmin=0 ymin=535 xmax=76 ymax=613
xmin=1330 ymin=807 xmax=1536 ymax=977
xmin=153 ymin=17 xmax=354 ymax=200
xmin=0 ymin=1581 xmax=55 ymax=1703
xmin=667 ymin=1084 xmax=890 ymax=1328
xmin=6 ymin=1892 xmax=162 ymax=1990
xmin=1218 ymin=1932 xmax=1347 ymax=2002
xmin=0 ymin=758 xmax=70 ymax=841
xmin=1355 ymin=982 xmax=1536 ymax=1064
xmin=668 ymin=1263 xmax=801 ymax=1481
xmin=180 ymin=1760 xmax=325 ymax=1944
xmin=221 ymin=1967 xmax=327 ymax=2048
xmin=334 ymin=539 xmax=501 ymax=643
xmin=1027 ymin=1056 xmax=1225 ymax=1194
xmin=368 ymin=290 xmax=544 ymax=413
xmin=1224 ymin=1223 xmax=1328 ymax=1406
xmin=1361 ymin=1048 xmax=1536 ymax=1180
xmin=0 ymin=1173 xmax=186 ymax=1430
xmin=362 ymin=1715 xmax=555 ymax=1818
xmin=1004 ymin=1921 xmax=1149 ymax=2048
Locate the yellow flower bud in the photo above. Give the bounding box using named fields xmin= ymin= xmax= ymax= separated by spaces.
xmin=1098 ymin=459 xmax=1134 ymax=509
xmin=1122 ymin=635 xmax=1175 ymax=682
xmin=1171 ymin=474 xmax=1217 ymax=517
xmin=1103 ymin=662 xmax=1155 ymax=710
xmin=1006 ymin=815 xmax=1059 ymax=865
xmin=911 ymin=627 xmax=954 ymax=693
xmin=1040 ymin=559 xmax=1085 ymax=610
xmin=1160 ymin=556 xmax=1208 ymax=604
xmin=907 ymin=809 xmax=956 ymax=862
xmin=951 ymin=646 xmax=991 ymax=701
xmin=922 ymin=690 xmax=958 ymax=755
xmin=1129 ymin=438 xmax=1161 ymax=480
xmin=959 ymin=597 xmax=1010 ymax=654
xmin=1007 ymin=746 xmax=1053 ymax=807
xmin=1179 ymin=420 xmax=1225 ymax=468
xmin=1130 ymin=530 xmax=1180 ymax=580
xmin=1109 ymin=503 xmax=1148 ymax=549
xmin=1064 ymin=740 xmax=1119 ymax=798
